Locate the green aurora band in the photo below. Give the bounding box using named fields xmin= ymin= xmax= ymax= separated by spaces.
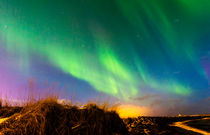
xmin=0 ymin=0 xmax=209 ymax=100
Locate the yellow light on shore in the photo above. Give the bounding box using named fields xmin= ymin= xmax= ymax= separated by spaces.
xmin=117 ymin=104 xmax=149 ymax=118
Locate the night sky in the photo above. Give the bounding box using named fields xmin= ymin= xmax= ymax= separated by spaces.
xmin=0 ymin=0 xmax=209 ymax=116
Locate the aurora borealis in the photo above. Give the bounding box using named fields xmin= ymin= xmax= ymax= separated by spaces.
xmin=0 ymin=0 xmax=209 ymax=115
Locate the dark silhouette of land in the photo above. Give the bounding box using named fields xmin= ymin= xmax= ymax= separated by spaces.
xmin=0 ymin=98 xmax=209 ymax=135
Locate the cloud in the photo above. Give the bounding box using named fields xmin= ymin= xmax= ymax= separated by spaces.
xmin=130 ymin=94 xmax=158 ymax=101
xmin=149 ymin=97 xmax=210 ymax=116
xmin=205 ymin=97 xmax=210 ymax=102
xmin=150 ymin=98 xmax=184 ymax=107
xmin=173 ymin=71 xmax=181 ymax=74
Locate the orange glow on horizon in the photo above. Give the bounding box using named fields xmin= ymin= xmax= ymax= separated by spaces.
xmin=117 ymin=104 xmax=150 ymax=118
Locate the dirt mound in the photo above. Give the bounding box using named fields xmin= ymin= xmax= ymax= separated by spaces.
xmin=0 ymin=99 xmax=128 ymax=135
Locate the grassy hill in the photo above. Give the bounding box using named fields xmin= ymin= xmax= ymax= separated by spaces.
xmin=0 ymin=98 xmax=128 ymax=135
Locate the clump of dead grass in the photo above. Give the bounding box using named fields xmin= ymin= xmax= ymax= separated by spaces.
xmin=0 ymin=98 xmax=128 ymax=135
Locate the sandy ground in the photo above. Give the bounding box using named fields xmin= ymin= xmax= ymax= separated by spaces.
xmin=0 ymin=118 xmax=9 ymax=135
xmin=186 ymin=117 xmax=210 ymax=132
xmin=171 ymin=118 xmax=210 ymax=135
xmin=0 ymin=118 xmax=8 ymax=124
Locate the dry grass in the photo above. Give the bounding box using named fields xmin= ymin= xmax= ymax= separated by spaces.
xmin=0 ymin=98 xmax=128 ymax=135
xmin=0 ymin=80 xmax=128 ymax=134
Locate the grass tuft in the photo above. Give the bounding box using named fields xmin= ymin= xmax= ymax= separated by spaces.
xmin=0 ymin=98 xmax=128 ymax=135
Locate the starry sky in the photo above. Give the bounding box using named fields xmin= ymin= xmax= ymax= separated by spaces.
xmin=0 ymin=0 xmax=209 ymax=116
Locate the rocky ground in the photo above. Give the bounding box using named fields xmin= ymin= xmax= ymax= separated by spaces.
xmin=124 ymin=116 xmax=210 ymax=135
